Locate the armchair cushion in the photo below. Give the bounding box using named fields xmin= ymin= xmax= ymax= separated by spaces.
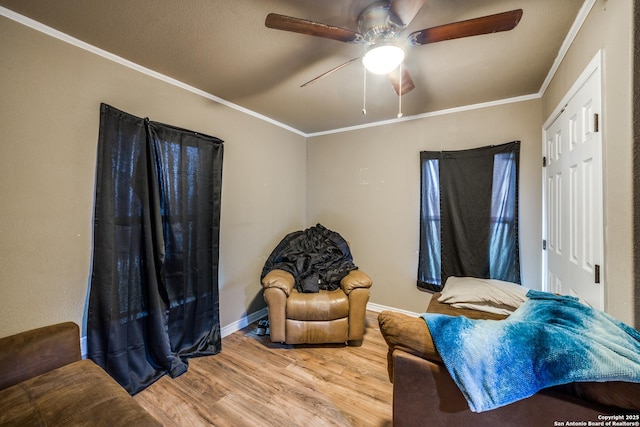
xmin=286 ymin=289 xmax=349 ymax=321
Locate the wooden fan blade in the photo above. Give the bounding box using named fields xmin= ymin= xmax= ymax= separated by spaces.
xmin=408 ymin=9 xmax=523 ymax=46
xmin=266 ymin=13 xmax=364 ymax=43
xmin=388 ymin=66 xmax=415 ymax=96
xmin=389 ymin=0 xmax=428 ymax=27
xmin=300 ymin=57 xmax=361 ymax=88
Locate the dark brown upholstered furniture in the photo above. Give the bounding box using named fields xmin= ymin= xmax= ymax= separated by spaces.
xmin=262 ymin=269 xmax=372 ymax=345
xmin=378 ymin=293 xmax=640 ymax=427
xmin=0 ymin=322 xmax=161 ymax=426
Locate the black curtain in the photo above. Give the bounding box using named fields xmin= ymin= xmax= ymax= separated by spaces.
xmin=418 ymin=141 xmax=520 ymax=292
xmin=88 ymin=103 xmax=224 ymax=394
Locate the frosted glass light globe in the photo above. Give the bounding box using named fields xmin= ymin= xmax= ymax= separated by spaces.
xmin=362 ymin=45 xmax=405 ymax=75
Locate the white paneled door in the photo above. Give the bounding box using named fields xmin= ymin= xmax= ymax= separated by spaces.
xmin=543 ymin=53 xmax=604 ymax=311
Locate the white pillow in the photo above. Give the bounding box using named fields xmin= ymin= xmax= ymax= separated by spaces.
xmin=448 ymin=301 xmax=519 ymax=316
xmin=438 ymin=276 xmax=529 ymax=314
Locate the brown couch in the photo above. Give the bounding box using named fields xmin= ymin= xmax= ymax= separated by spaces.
xmin=0 ymin=322 xmax=161 ymax=426
xmin=378 ymin=294 xmax=640 ymax=427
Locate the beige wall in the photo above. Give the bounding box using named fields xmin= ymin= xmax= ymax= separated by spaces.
xmin=1 ymin=0 xmax=635 ymax=338
xmin=306 ymin=0 xmax=636 ymax=324
xmin=307 ymin=100 xmax=543 ymax=314
xmin=0 ymin=17 xmax=306 ymax=338
xmin=542 ymin=0 xmax=634 ymax=324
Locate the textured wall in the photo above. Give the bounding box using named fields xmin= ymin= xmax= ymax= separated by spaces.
xmin=0 ymin=17 xmax=306 ymax=338
xmin=307 ymin=100 xmax=543 ymax=315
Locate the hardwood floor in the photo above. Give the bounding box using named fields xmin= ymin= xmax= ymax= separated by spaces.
xmin=134 ymin=312 xmax=394 ymax=427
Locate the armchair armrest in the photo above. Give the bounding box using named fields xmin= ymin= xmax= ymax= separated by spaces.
xmin=261 ymin=269 xmax=295 ymax=297
xmin=262 ymin=270 xmax=294 ymax=343
xmin=340 ymin=270 xmax=372 ymax=295
xmin=0 ymin=322 xmax=81 ymax=391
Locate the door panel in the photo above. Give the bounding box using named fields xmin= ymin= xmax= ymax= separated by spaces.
xmin=543 ymin=64 xmax=603 ymax=310
xmin=545 ymin=116 xmax=564 ymax=295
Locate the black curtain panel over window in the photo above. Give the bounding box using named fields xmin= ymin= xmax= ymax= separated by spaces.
xmin=418 ymin=141 xmax=520 ymax=292
xmin=88 ymin=103 xmax=224 ymax=395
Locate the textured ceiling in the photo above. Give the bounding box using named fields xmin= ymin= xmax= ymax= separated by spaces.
xmin=0 ymin=0 xmax=586 ymax=135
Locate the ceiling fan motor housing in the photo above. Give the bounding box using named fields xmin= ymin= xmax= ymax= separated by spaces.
xmin=357 ymin=1 xmax=405 ymax=45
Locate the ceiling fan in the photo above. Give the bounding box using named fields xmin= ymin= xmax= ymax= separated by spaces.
xmin=265 ymin=0 xmax=523 ymax=96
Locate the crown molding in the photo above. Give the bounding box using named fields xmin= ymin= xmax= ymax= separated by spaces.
xmin=1 ymin=0 xmax=597 ymax=139
xmin=0 ymin=6 xmax=306 ymax=137
xmin=537 ymin=0 xmax=597 ymax=96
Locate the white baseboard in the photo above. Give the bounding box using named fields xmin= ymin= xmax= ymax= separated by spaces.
xmin=221 ymin=307 xmax=268 ymax=338
xmin=366 ymin=302 xmax=421 ymax=318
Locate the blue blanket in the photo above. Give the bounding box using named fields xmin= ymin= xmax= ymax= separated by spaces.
xmin=422 ymin=290 xmax=640 ymax=412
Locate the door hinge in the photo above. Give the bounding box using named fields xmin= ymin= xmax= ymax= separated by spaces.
xmin=594 ymin=113 xmax=599 ymax=133
xmin=595 ymin=264 xmax=600 ymax=284
xmin=542 ymin=239 xmax=547 ymax=250
xmin=542 ymin=156 xmax=547 ymax=167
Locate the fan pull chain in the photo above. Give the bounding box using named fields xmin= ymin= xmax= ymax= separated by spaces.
xmin=362 ymin=65 xmax=367 ymax=115
xmin=397 ymin=63 xmax=403 ymax=118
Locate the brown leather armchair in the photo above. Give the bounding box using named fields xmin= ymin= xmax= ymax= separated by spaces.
xmin=261 ymin=269 xmax=372 ymax=345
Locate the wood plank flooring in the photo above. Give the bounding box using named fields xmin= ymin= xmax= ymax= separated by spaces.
xmin=134 ymin=311 xmax=393 ymax=427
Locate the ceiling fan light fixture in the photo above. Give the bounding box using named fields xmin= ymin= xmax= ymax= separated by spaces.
xmin=362 ymin=44 xmax=405 ymax=75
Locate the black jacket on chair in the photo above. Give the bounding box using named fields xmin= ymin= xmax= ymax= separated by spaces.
xmin=261 ymin=224 xmax=357 ymax=293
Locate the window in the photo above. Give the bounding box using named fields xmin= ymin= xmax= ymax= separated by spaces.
xmin=417 ymin=141 xmax=520 ymax=292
